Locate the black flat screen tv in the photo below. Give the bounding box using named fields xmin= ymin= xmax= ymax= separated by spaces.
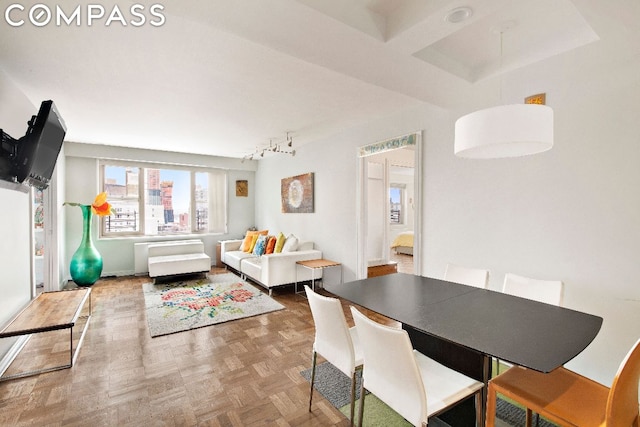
xmin=0 ymin=100 xmax=66 ymax=190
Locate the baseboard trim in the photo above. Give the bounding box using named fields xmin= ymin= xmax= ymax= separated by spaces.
xmin=0 ymin=335 xmax=31 ymax=378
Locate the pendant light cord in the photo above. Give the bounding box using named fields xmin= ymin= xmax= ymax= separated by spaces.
xmin=500 ymin=30 xmax=504 ymax=105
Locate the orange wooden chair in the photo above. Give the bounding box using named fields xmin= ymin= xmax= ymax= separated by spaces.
xmin=486 ymin=338 xmax=640 ymax=427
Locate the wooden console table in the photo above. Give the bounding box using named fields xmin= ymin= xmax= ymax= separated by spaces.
xmin=0 ymin=288 xmax=92 ymax=381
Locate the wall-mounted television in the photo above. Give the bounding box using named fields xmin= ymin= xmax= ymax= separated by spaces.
xmin=0 ymin=100 xmax=66 ymax=191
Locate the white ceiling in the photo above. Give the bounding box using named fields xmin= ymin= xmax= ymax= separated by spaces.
xmin=0 ymin=0 xmax=636 ymax=159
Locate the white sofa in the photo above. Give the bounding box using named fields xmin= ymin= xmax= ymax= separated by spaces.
xmin=148 ymin=240 xmax=211 ymax=279
xmin=221 ymin=239 xmax=322 ymax=295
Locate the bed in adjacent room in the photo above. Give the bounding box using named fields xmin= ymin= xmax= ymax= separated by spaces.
xmin=390 ymin=231 xmax=413 ymax=255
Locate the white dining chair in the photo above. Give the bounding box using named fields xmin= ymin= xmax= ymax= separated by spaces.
xmin=350 ymin=306 xmax=484 ymax=427
xmin=502 ymin=273 xmax=564 ymax=307
xmin=444 ymin=263 xmax=489 ymax=288
xmin=305 ymin=285 xmax=363 ymax=426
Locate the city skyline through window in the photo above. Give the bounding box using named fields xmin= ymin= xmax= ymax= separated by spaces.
xmin=101 ymin=162 xmax=224 ymax=237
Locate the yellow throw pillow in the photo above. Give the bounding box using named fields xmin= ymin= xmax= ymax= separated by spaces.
xmin=274 ymin=232 xmax=286 ymax=253
xmin=248 ymin=234 xmax=260 ymax=253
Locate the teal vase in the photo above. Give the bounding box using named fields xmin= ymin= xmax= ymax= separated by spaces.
xmin=70 ymin=205 xmax=103 ymax=287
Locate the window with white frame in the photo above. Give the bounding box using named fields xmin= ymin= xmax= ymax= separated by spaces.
xmin=100 ymin=161 xmax=227 ymax=237
xmin=390 ymin=184 xmax=404 ymax=224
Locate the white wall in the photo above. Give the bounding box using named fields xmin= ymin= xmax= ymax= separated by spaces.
xmin=366 ymin=161 xmax=384 ymax=261
xmin=0 ymin=188 xmax=32 ymax=358
xmin=50 ymin=148 xmax=66 ymax=290
xmin=425 ymin=86 xmax=640 ymax=385
xmin=63 ymin=142 xmax=257 ymax=278
xmin=254 ymin=105 xmax=444 ymax=281
xmin=255 ymin=79 xmax=640 ymax=387
xmin=0 ymin=70 xmax=37 ymax=358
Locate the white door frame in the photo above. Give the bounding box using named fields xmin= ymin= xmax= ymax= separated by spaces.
xmin=356 ymin=131 xmax=423 ymax=279
xmin=38 ymin=169 xmax=61 ymax=292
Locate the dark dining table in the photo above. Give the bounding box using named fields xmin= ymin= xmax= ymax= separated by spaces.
xmin=325 ymin=273 xmax=603 ymax=426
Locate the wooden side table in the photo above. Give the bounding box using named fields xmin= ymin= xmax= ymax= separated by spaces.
xmin=295 ymin=259 xmax=342 ymax=295
xmin=367 ymin=261 xmax=398 ymax=278
xmin=0 ymin=288 xmax=92 ymax=381
xmin=215 ymin=242 xmax=224 ymax=268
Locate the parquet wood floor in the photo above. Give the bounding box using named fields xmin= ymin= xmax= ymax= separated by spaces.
xmin=389 ymin=251 xmax=414 ymax=274
xmin=0 ymin=270 xmax=396 ymax=426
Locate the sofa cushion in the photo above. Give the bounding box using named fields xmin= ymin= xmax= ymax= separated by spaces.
xmin=239 ymin=245 xmax=323 ymax=290
xmin=253 ymin=235 xmax=268 ymax=256
xmin=148 ymin=241 xmax=204 ymax=257
xmin=275 ymin=232 xmax=286 ymax=253
xmin=147 ymin=240 xmax=211 ymax=278
xmin=265 ymin=236 xmax=277 ymax=254
xmin=241 ymin=257 xmax=262 ymax=281
xmin=148 ymin=253 xmax=210 ymax=278
xmin=240 ymin=233 xmax=254 ymax=252
xmin=282 ymin=234 xmax=299 ymax=252
xmin=248 ymin=234 xmax=260 ymax=252
xmin=297 ymin=241 xmax=314 ymax=251
xmin=240 ymin=229 xmax=268 ymax=252
xmin=224 ymin=250 xmax=257 ymax=271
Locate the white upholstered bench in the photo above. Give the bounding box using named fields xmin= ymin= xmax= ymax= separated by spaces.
xmin=147 ymin=240 xmax=211 ymax=279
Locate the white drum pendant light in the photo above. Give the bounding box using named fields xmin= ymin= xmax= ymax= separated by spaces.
xmin=454 ymin=22 xmax=554 ymax=159
xmin=454 ymin=104 xmax=553 ymax=158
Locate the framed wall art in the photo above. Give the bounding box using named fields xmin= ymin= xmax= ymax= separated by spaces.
xmin=236 ymin=180 xmax=248 ymax=197
xmin=281 ymin=172 xmax=314 ymax=213
xmin=525 ymin=93 xmax=546 ymax=105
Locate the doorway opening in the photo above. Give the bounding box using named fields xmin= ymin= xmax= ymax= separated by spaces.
xmin=356 ymin=132 xmax=422 ymax=279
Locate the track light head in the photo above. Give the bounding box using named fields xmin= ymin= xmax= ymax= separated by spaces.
xmin=243 ymin=132 xmax=297 ymax=160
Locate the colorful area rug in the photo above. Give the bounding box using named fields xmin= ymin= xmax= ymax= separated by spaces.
xmin=143 ymin=273 xmax=284 ymax=337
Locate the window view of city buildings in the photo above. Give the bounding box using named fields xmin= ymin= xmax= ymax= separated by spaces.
xmin=390 ymin=186 xmax=403 ymax=224
xmin=103 ymin=165 xmax=209 ymax=235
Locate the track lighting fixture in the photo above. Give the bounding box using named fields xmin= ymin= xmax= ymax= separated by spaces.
xmin=241 ymin=132 xmax=296 ymax=162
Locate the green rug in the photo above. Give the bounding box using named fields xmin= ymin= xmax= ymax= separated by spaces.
xmin=301 ymin=362 xmax=446 ymax=426
xmin=143 ymin=273 xmax=284 ymax=337
xmin=301 ymin=362 xmax=557 ymax=426
xmin=339 ymin=394 xmax=414 ymax=427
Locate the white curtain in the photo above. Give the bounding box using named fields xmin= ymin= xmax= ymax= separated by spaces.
xmin=208 ymin=170 xmax=227 ymax=233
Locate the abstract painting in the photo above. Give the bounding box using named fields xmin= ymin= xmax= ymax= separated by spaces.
xmin=281 ymin=172 xmax=314 ymax=213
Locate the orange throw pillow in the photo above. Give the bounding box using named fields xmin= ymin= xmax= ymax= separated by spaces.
xmin=265 ymin=236 xmax=277 ymax=254
xmin=240 ymin=231 xmax=257 ymax=252
xmin=240 ymin=230 xmax=269 ymax=252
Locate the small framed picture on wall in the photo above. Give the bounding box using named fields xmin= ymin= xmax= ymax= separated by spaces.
xmin=236 ymin=180 xmax=248 ymax=197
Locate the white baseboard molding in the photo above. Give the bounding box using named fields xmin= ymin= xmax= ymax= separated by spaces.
xmin=0 ymin=335 xmax=31 ymax=378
